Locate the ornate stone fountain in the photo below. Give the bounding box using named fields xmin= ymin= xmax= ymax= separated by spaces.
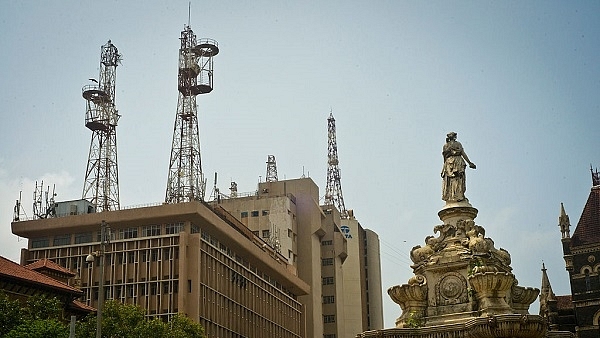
xmin=357 ymin=132 xmax=545 ymax=338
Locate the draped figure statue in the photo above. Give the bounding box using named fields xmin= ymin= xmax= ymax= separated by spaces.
xmin=441 ymin=132 xmax=476 ymax=203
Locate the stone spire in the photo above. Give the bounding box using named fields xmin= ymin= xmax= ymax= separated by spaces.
xmin=539 ymin=263 xmax=558 ymax=330
xmin=558 ymin=202 xmax=571 ymax=238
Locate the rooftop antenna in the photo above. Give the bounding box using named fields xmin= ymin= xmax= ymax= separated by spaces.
xmin=82 ymin=40 xmax=122 ymax=212
xmin=266 ymin=155 xmax=278 ymax=182
xmin=165 ymin=18 xmax=219 ymax=203
xmin=188 ymin=2 xmax=191 ymax=27
xmin=325 ymin=110 xmax=348 ymax=218
xmin=209 ymin=172 xmax=221 ymax=202
xmin=229 ymin=181 xmax=238 ymax=198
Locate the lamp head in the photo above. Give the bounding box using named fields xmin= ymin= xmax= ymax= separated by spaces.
xmin=86 ymin=254 xmax=95 ymax=263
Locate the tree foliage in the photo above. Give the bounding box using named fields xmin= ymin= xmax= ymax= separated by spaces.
xmin=0 ymin=292 xmax=69 ymax=338
xmin=76 ymin=300 xmax=205 ymax=338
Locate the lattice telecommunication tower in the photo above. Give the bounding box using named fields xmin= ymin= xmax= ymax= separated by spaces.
xmin=266 ymin=155 xmax=278 ymax=182
xmin=165 ymin=24 xmax=218 ymax=203
xmin=324 ymin=111 xmax=348 ymax=218
xmin=82 ymin=40 xmax=122 ymax=212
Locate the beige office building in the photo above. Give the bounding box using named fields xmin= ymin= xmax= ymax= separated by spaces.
xmin=12 ymin=201 xmax=310 ymax=338
xmin=216 ymin=177 xmax=384 ymax=338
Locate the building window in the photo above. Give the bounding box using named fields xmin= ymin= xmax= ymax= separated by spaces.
xmin=31 ymin=237 xmax=49 ymax=248
xmin=324 ymin=335 xmax=336 ymax=338
xmin=322 ymin=277 xmax=334 ymax=285
xmin=323 ymin=315 xmax=335 ymax=323
xmin=53 ymin=235 xmax=71 ymax=246
xmin=151 ymin=249 xmax=159 ymax=262
xmin=165 ymin=223 xmax=184 ymax=234
xmin=323 ymin=295 xmax=335 ymax=304
xmin=322 ymin=258 xmax=334 ymax=266
xmin=139 ymin=284 xmax=147 ymax=296
xmin=252 ymin=231 xmax=259 ymax=237
xmin=288 ymin=229 xmax=292 ymax=238
xmin=142 ymin=225 xmax=161 ymax=237
xmin=321 ymin=240 xmax=333 ymax=246
xmin=241 ymin=212 xmax=248 ymax=218
xmin=141 ymin=251 xmax=148 ymax=262
xmin=75 ymin=232 xmax=93 ymax=244
xmin=262 ymin=230 xmax=270 ymax=238
xmin=127 ymin=251 xmax=136 ymax=263
xmin=150 ymin=283 xmax=157 ymax=295
xmin=262 ymin=210 xmax=269 ymax=216
xmin=188 ymin=280 xmax=192 ymax=293
xmin=190 ymin=223 xmax=200 ymax=234
xmin=173 ymin=281 xmax=179 ymax=293
xmin=251 ymin=210 xmax=259 ymax=217
xmin=586 ymin=272 xmax=591 ymax=291
xmin=119 ymin=227 xmax=138 ymax=239
xmin=162 ymin=282 xmax=170 ymax=294
xmin=127 ymin=285 xmax=135 ymax=298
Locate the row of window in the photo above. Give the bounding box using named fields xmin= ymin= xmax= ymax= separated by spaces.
xmin=241 ymin=210 xmax=269 ymax=218
xmin=89 ymin=281 xmax=179 ymax=300
xmin=30 ymin=223 xmax=186 ymax=248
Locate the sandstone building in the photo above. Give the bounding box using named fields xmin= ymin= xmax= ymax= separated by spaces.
xmin=12 ymin=201 xmax=310 ymax=338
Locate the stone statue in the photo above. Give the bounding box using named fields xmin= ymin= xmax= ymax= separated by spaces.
xmin=441 ymin=132 xmax=476 ymax=203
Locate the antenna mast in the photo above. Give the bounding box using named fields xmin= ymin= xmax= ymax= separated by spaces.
xmin=266 ymin=155 xmax=278 ymax=182
xmin=165 ymin=23 xmax=219 ymax=203
xmin=325 ymin=111 xmax=348 ymax=218
xmin=82 ymin=40 xmax=122 ymax=212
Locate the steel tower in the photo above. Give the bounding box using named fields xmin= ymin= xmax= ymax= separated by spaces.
xmin=266 ymin=155 xmax=278 ymax=182
xmin=82 ymin=40 xmax=122 ymax=212
xmin=165 ymin=25 xmax=218 ymax=203
xmin=325 ymin=111 xmax=348 ymax=218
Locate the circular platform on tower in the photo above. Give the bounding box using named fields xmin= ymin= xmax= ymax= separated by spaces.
xmin=82 ymin=85 xmax=110 ymax=103
xmin=194 ymin=39 xmax=219 ymax=57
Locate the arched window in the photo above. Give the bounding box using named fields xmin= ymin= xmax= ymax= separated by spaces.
xmin=593 ymin=310 xmax=600 ymax=326
xmin=586 ymin=271 xmax=591 ymax=291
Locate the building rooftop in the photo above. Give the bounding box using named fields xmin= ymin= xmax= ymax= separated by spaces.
xmin=0 ymin=256 xmax=81 ymax=295
xmin=25 ymin=258 xmax=76 ymax=277
xmin=571 ymin=186 xmax=600 ymax=247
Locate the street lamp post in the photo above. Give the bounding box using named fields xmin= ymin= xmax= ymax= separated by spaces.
xmin=86 ymin=220 xmax=109 ymax=338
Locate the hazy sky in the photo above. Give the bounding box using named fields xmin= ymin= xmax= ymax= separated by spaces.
xmin=1 ymin=0 xmax=599 ymax=328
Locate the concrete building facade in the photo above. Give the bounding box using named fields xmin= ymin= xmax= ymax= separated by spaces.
xmin=12 ymin=201 xmax=310 ymax=338
xmin=216 ymin=177 xmax=384 ymax=338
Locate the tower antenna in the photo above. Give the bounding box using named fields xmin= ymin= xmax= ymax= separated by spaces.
xmin=165 ymin=22 xmax=219 ymax=203
xmin=266 ymin=155 xmax=278 ymax=182
xmin=324 ymin=110 xmax=348 ymax=218
xmin=188 ymin=2 xmax=191 ymax=27
xmin=82 ymin=40 xmax=122 ymax=212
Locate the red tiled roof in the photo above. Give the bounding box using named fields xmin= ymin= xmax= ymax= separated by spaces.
xmin=0 ymin=256 xmax=82 ymax=295
xmin=25 ymin=258 xmax=76 ymax=277
xmin=571 ymin=187 xmax=600 ymax=247
xmin=556 ymin=295 xmax=573 ymax=310
xmin=70 ymin=299 xmax=96 ymax=313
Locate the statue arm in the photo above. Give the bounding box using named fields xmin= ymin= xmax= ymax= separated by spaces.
xmin=462 ymin=150 xmax=476 ymax=169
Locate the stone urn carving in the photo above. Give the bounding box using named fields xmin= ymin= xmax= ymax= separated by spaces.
xmin=468 ymin=270 xmax=515 ymax=316
xmin=510 ymin=285 xmax=540 ymax=314
xmin=388 ymin=275 xmax=428 ymax=327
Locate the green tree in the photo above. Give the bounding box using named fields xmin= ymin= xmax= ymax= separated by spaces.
xmin=0 ymin=291 xmax=23 ymax=336
xmin=76 ymin=300 xmax=205 ymax=338
xmin=4 ymin=319 xmax=68 ymax=338
xmin=0 ymin=292 xmax=69 ymax=338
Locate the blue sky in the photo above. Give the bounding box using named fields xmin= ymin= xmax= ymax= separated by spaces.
xmin=1 ymin=0 xmax=599 ymax=328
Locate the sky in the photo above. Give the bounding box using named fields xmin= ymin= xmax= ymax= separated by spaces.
xmin=1 ymin=0 xmax=599 ymax=329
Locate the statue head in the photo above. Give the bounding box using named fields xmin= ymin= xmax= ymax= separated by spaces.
xmin=446 ymin=132 xmax=457 ymax=142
